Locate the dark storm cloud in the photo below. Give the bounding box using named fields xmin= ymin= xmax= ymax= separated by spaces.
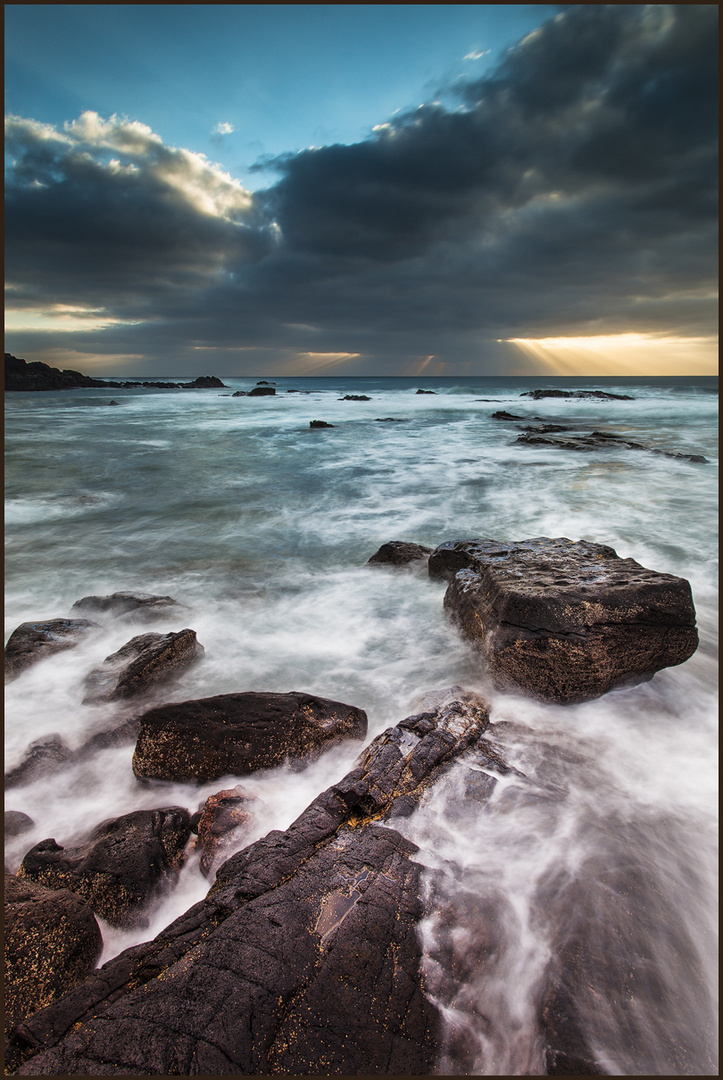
xmin=5 ymin=5 xmax=717 ymax=371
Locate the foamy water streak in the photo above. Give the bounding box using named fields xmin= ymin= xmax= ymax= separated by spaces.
xmin=5 ymin=376 xmax=718 ymax=1074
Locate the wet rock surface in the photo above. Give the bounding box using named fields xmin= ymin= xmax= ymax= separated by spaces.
xmin=9 ymin=693 xmax=488 ymax=1076
xmin=366 ymin=540 xmax=434 ymax=566
xmin=429 ymin=537 xmax=698 ymax=704
xmin=5 ymin=736 xmax=74 ymax=789
xmin=4 ymin=619 xmax=99 ymax=681
xmin=5 ymin=811 xmax=36 ymax=837
xmin=194 ymin=787 xmax=257 ymax=879
xmin=248 ymin=385 xmax=276 ymax=396
xmin=82 ymin=629 xmax=204 ymax=704
xmin=71 ymin=591 xmax=184 ymax=622
xmin=514 ymin=428 xmax=708 ymax=463
xmin=132 ymin=690 xmax=368 ymax=783
xmin=520 ymin=389 xmax=634 ymax=400
xmin=17 ymin=807 xmax=192 ymax=929
xmin=339 ymin=394 xmax=371 ymax=400
xmin=5 ymin=875 xmax=103 ymax=1036
xmin=4 ymin=354 xmax=225 ymax=391
xmin=309 ymin=419 xmax=334 ymax=428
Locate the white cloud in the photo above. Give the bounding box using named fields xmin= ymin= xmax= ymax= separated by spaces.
xmin=213 ymin=122 xmax=234 ymax=136
xmin=463 ymin=49 xmax=491 ymax=61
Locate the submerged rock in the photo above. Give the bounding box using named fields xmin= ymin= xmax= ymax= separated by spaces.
xmin=194 ymin=786 xmax=257 ymax=879
xmin=5 ymin=736 xmax=73 ymax=789
xmin=4 ymin=619 xmax=99 ymax=681
xmin=514 ymin=429 xmax=708 ymax=463
xmin=70 ymin=591 xmax=183 ymax=622
xmin=247 ymin=386 xmax=276 ymax=396
xmin=82 ymin=628 xmax=204 ymax=704
xmin=416 ymin=389 xmax=436 ymax=394
xmin=367 ymin=540 xmax=434 ymax=566
xmin=520 ymin=389 xmax=634 ymax=400
xmin=5 ymin=811 xmax=35 ymax=837
xmin=10 ymin=692 xmax=487 ymax=1076
xmin=4 ymin=875 xmax=102 ymax=1036
xmin=132 ymin=690 xmax=368 ymax=783
xmin=17 ymin=807 xmax=191 ymax=928
xmin=429 ymin=537 xmax=698 ymax=704
xmin=309 ymin=419 xmax=334 ymax=428
xmin=339 ymin=394 xmax=371 ymax=400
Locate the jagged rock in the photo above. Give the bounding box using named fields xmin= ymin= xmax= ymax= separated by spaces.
xmin=5 ymin=736 xmax=73 ymax=789
xmin=429 ymin=537 xmax=698 ymax=704
xmin=4 ymin=354 xmax=110 ymax=391
xmin=416 ymin=389 xmax=436 ymax=394
xmin=4 ymin=619 xmax=99 ymax=681
xmin=82 ymin=629 xmax=204 ymax=704
xmin=520 ymin=389 xmax=634 ymax=400
xmin=247 ymin=386 xmax=276 ymax=396
xmin=70 ymin=591 xmax=183 ymax=622
xmin=367 ymin=541 xmax=434 ymax=566
xmin=231 ymin=390 xmax=247 ymax=396
xmin=17 ymin=807 xmax=191 ymax=928
xmin=309 ymin=419 xmax=334 ymax=428
xmin=10 ymin=692 xmax=487 ymax=1076
xmin=374 ymin=417 xmax=408 ymax=421
xmin=514 ymin=429 xmax=708 ymax=463
xmin=4 ymin=875 xmax=102 ymax=1036
xmin=339 ymin=394 xmax=371 ymax=400
xmin=491 ymin=410 xmax=525 ymax=420
xmin=183 ymin=375 xmax=226 ymax=388
xmin=194 ymin=787 xmax=257 ymax=879
xmin=5 ymin=811 xmax=35 ymax=837
xmin=132 ymin=691 xmax=368 ymax=783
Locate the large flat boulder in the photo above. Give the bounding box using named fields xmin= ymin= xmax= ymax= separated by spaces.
xmin=82 ymin=629 xmax=204 ymax=704
xmin=4 ymin=620 xmax=98 ymax=682
xmin=429 ymin=537 xmax=698 ymax=704
xmin=4 ymin=875 xmax=102 ymax=1035
xmin=10 ymin=692 xmax=488 ymax=1076
xmin=17 ymin=807 xmax=191 ymax=928
xmin=132 ymin=691 xmax=369 ymax=783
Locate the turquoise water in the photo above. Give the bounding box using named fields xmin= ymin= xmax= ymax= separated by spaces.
xmin=4 ymin=376 xmax=718 ymax=1073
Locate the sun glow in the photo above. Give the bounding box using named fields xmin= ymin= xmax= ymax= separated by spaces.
xmin=504 ymin=334 xmax=718 ymax=376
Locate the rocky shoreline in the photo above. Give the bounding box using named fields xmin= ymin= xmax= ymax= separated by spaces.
xmin=4 ymin=354 xmax=226 ymax=392
xmin=4 ymin=536 xmax=700 ymax=1074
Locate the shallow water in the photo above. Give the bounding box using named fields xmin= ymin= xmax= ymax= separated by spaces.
xmin=4 ymin=376 xmax=718 ymax=1073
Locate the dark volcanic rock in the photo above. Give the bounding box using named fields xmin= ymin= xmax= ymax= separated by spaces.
xmin=339 ymin=394 xmax=371 ymax=400
xmin=4 ymin=875 xmax=102 ymax=1036
xmin=231 ymin=390 xmax=247 ymax=396
xmin=367 ymin=540 xmax=434 ymax=566
xmin=520 ymin=388 xmax=634 ymax=400
xmin=10 ymin=692 xmax=487 ymax=1076
xmin=183 ymin=375 xmax=226 ymax=388
xmin=429 ymin=537 xmax=698 ymax=704
xmin=491 ymin=410 xmax=525 ymax=420
xmin=5 ymin=811 xmax=36 ymax=837
xmin=247 ymin=385 xmax=276 ymax=396
xmin=194 ymin=786 xmax=256 ymax=879
xmin=70 ymin=591 xmax=183 ymax=622
xmin=309 ymin=419 xmax=334 ymax=428
xmin=514 ymin=429 xmax=708 ymax=463
xmin=17 ymin=807 xmax=192 ymax=928
xmin=4 ymin=354 xmax=110 ymax=392
xmin=416 ymin=389 xmax=436 ymax=394
xmin=5 ymin=736 xmax=73 ymax=789
xmin=132 ymin=691 xmax=369 ymax=783
xmin=5 ymin=619 xmax=99 ymax=681
xmin=82 ymin=629 xmax=204 ymax=704
xmin=374 ymin=416 xmax=408 ymax=421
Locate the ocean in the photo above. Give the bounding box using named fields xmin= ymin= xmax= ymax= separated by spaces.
xmin=4 ymin=375 xmax=718 ymax=1074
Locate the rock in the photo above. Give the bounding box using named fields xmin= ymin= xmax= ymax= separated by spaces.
xmin=17 ymin=807 xmax=192 ymax=928
xmin=256 ymin=381 xmax=275 ymax=386
xmin=4 ymin=875 xmax=102 ymax=1036
xmin=107 ymin=400 xmax=120 ymax=406
xmin=5 ymin=619 xmax=99 ymax=681
xmin=81 ymin=628 xmax=204 ymax=704
xmin=10 ymin=693 xmax=487 ymax=1076
xmin=5 ymin=736 xmax=73 ymax=789
xmin=70 ymin=590 xmax=183 ymax=622
xmin=132 ymin=691 xmax=368 ymax=783
xmin=429 ymin=537 xmax=698 ymax=704
xmin=247 ymin=386 xmax=276 ymax=396
xmin=374 ymin=417 xmax=408 ymax=421
xmin=5 ymin=811 xmax=35 ymax=837
xmin=514 ymin=430 xmax=708 ymax=463
xmin=4 ymin=354 xmax=110 ymax=392
xmin=184 ymin=375 xmax=226 ymax=388
xmin=339 ymin=394 xmax=371 ymax=400
xmin=491 ymin=410 xmax=525 ymax=420
xmin=416 ymin=389 xmax=436 ymax=394
xmin=309 ymin=419 xmax=334 ymax=428
xmin=231 ymin=389 xmax=247 ymax=396
xmin=194 ymin=787 xmax=257 ymax=879
xmin=367 ymin=541 xmax=434 ymax=566
xmin=520 ymin=389 xmax=634 ymax=400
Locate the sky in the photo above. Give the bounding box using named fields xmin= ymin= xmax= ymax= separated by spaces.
xmin=4 ymin=4 xmax=718 ymax=378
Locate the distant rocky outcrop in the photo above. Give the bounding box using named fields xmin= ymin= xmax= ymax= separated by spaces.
xmin=82 ymin=629 xmax=204 ymax=704
xmin=5 ymin=620 xmax=99 ymax=682
xmin=310 ymin=419 xmax=334 ymax=428
xmin=8 ymin=691 xmax=489 ymax=1076
xmin=514 ymin=429 xmax=708 ymax=463
xmin=4 ymin=354 xmax=226 ymax=391
xmin=429 ymin=537 xmax=698 ymax=704
xmin=520 ymin=389 xmax=634 ymax=400
xmin=17 ymin=807 xmax=192 ymax=928
xmin=367 ymin=541 xmax=434 ymax=566
xmin=132 ymin=691 xmax=368 ymax=783
xmin=339 ymin=394 xmax=371 ymax=400
xmin=5 ymin=875 xmax=102 ymax=1036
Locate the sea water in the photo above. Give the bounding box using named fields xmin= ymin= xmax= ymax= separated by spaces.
xmin=4 ymin=376 xmax=718 ymax=1074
